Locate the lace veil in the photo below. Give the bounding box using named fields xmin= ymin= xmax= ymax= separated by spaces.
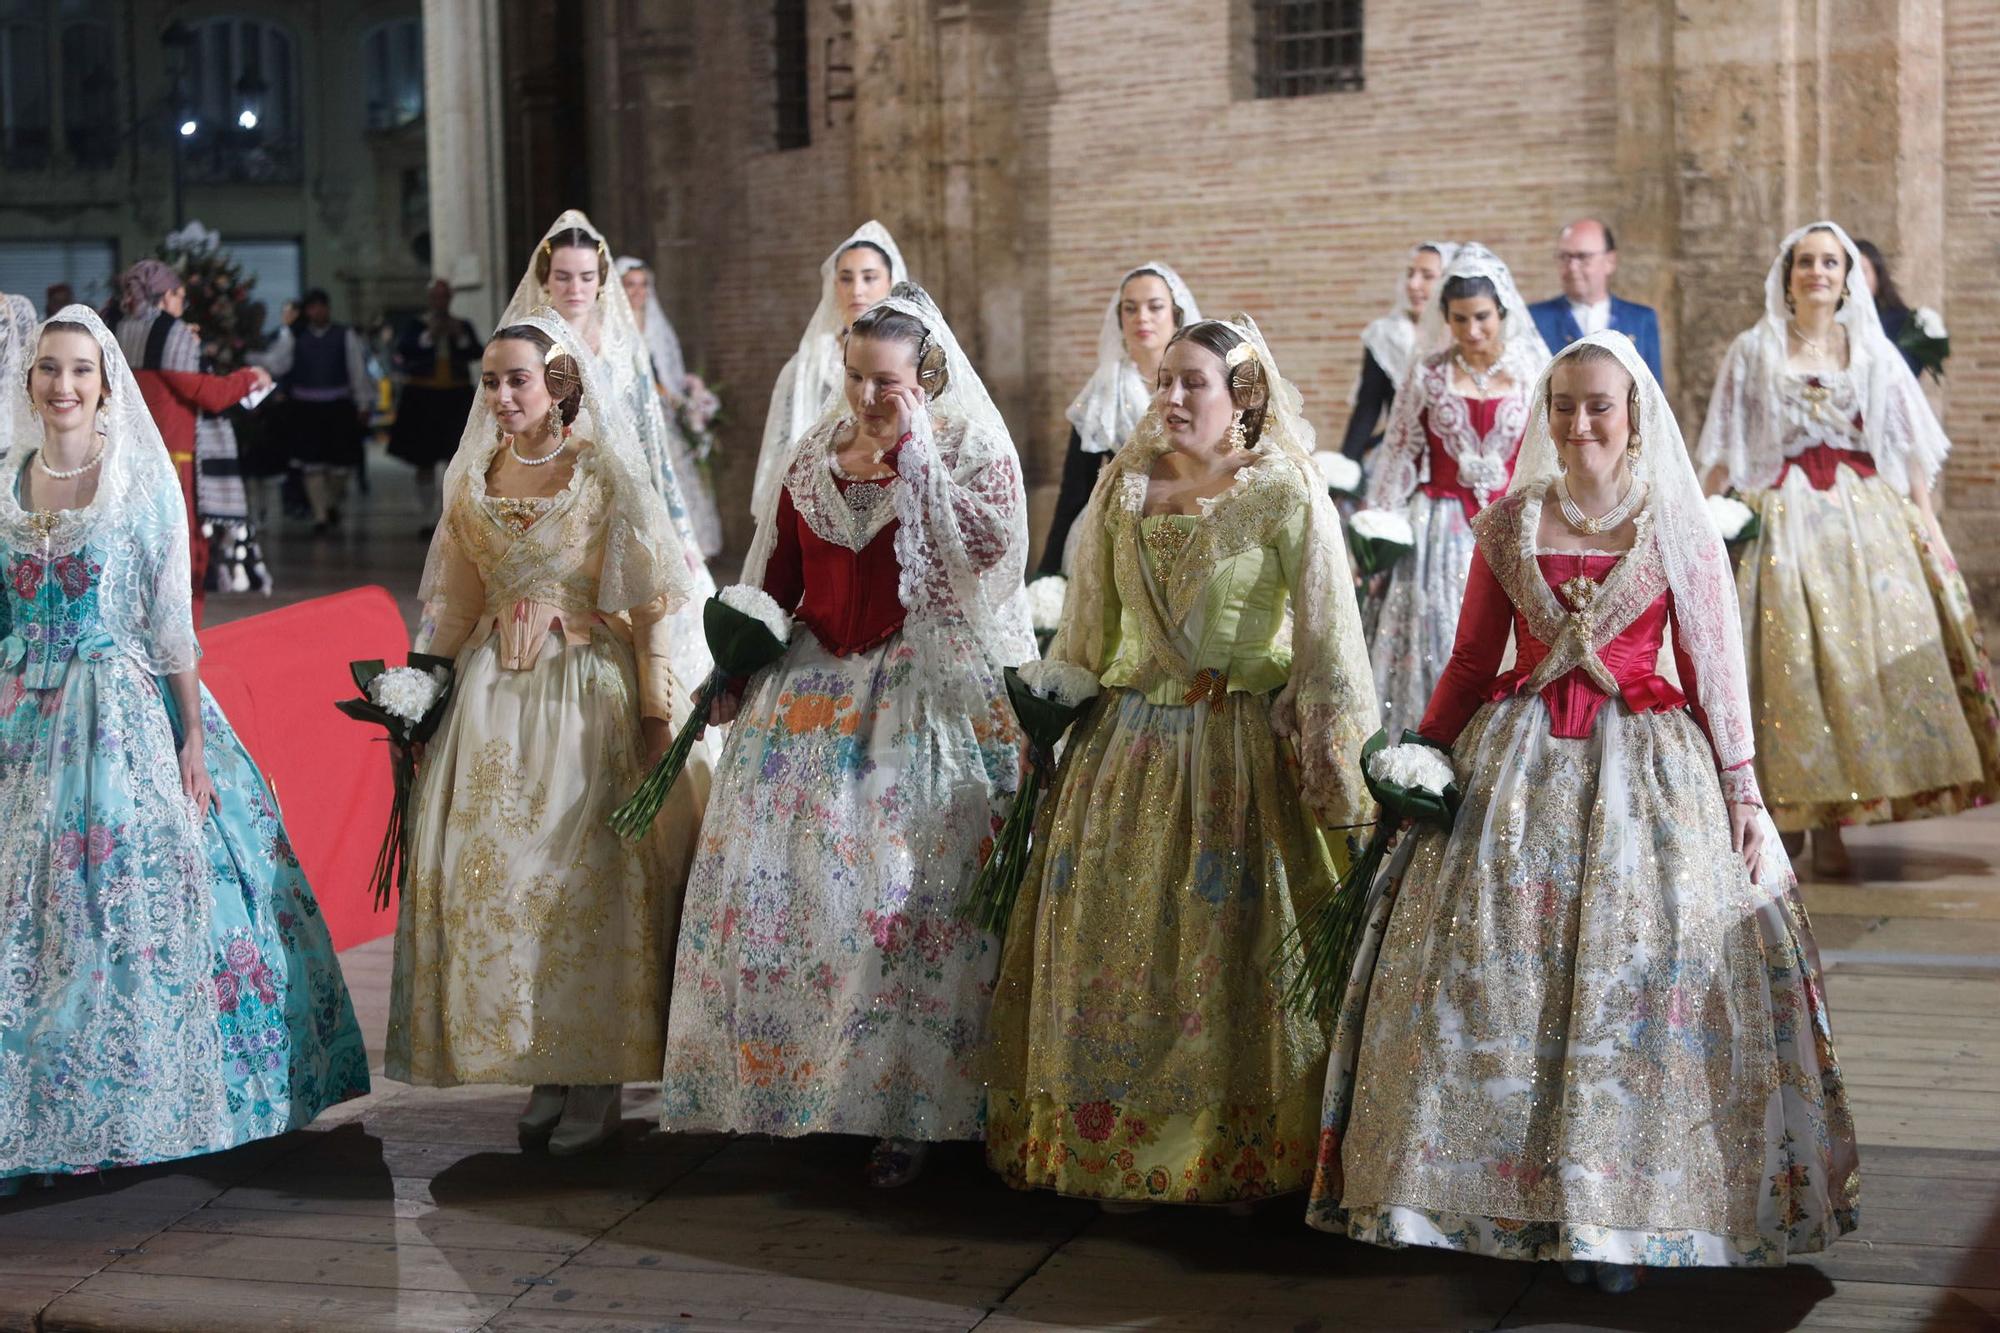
xmin=0 ymin=293 xmax=35 ymax=456
xmin=741 ymin=281 xmax=1033 ymax=687
xmin=1353 ymin=240 xmax=1459 ymax=401
xmin=1695 ymin=219 xmax=1950 ymax=494
xmin=1051 ymin=315 xmax=1378 ymax=824
xmin=0 ymin=306 xmax=197 ymax=674
xmin=751 ymin=221 xmax=909 ymax=516
xmin=1066 ymin=262 xmax=1200 ymax=457
xmin=1509 ymin=330 xmax=1755 ymax=773
xmin=417 ymin=307 xmax=695 ymax=630
xmin=614 ymin=256 xmax=688 ymax=394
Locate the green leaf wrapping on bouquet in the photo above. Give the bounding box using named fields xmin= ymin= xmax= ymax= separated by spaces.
xmin=349 ymin=659 xmax=387 ymax=695
xmin=608 ymin=595 xmax=794 ymax=840
xmin=1730 ymin=508 xmax=1762 ymax=548
xmin=1346 ymin=527 xmax=1414 ymax=578
xmin=1281 ymin=729 xmax=1461 ymax=1019
xmin=956 ymin=666 xmax=1098 ymax=938
xmin=1894 ymin=322 xmax=1950 ymax=382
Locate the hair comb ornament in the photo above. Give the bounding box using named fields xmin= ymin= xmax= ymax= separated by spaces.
xmin=1225 ymin=341 xmax=1257 ymax=369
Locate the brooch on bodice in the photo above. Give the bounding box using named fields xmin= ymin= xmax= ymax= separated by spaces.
xmin=1143 ymin=518 xmax=1192 ymax=571
xmin=1559 ymin=574 xmax=1601 ymax=612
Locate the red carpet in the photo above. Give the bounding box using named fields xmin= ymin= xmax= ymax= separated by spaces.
xmin=200 ymin=586 xmax=409 ymax=951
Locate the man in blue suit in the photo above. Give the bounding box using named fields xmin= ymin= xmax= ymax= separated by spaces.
xmin=1527 ymin=219 xmax=1662 ymax=381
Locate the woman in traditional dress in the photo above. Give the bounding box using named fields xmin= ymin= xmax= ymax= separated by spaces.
xmin=499 ymin=212 xmax=716 ymax=690
xmin=1697 ymin=221 xmax=2000 ymax=876
xmin=389 ymin=311 xmax=705 ymax=1156
xmin=617 ymin=256 xmax=724 ymax=559
xmin=1309 ymin=332 xmax=1859 ymax=1290
xmin=985 ymin=316 xmax=1378 ymax=1209
xmin=1035 ymin=263 xmax=1200 ymax=577
xmin=660 ymin=283 xmax=1030 ymax=1189
xmin=1362 ymin=244 xmax=1549 ymax=737
xmin=0 ymin=308 xmax=369 ymax=1195
xmin=749 ymin=222 xmax=907 ymax=519
xmin=1337 ymin=242 xmax=1453 ymax=461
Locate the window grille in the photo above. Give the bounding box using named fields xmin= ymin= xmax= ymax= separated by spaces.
xmin=773 ymin=0 xmax=810 ymax=150
xmin=1252 ymin=0 xmax=1363 ymax=99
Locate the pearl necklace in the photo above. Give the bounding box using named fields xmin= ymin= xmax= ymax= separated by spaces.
xmin=507 ymin=433 xmax=568 ymax=467
xmin=36 ymin=441 xmax=105 ymax=480
xmin=1454 ymin=351 xmax=1503 ymax=396
xmin=1555 ymin=472 xmax=1639 ymax=536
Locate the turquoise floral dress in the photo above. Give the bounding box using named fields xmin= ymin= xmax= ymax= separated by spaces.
xmin=0 ymin=501 xmax=369 ymax=1181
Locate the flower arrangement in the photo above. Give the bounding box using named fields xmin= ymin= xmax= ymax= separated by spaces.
xmin=1026 ymin=574 xmax=1068 ymax=654
xmin=1705 ymin=493 xmax=1760 ymax=546
xmin=335 ymin=654 xmax=457 ymax=909
xmin=610 ymin=585 xmax=794 ymax=840
xmin=1346 ymin=508 xmax=1416 ymax=577
xmin=957 ymin=659 xmax=1102 ymax=936
xmin=1313 ymin=451 xmax=1363 ymax=498
xmin=1284 ymin=730 xmax=1460 ymax=1017
xmin=675 ymin=373 xmax=726 ymax=463
xmin=1897 ymin=306 xmax=1950 ymax=382
xmin=157 ymin=218 xmax=259 ymax=372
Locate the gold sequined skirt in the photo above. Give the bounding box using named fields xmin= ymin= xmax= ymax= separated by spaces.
xmin=984 ymin=686 xmax=1341 ymax=1204
xmin=1739 ymin=467 xmax=2000 ymax=831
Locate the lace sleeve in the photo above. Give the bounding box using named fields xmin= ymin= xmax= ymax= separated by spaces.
xmin=890 ymin=414 xmax=1032 ymax=667
xmin=1273 ymin=464 xmax=1380 ymax=827
xmin=415 ymin=518 xmax=484 ymax=659
xmin=1363 ymin=362 xmax=1427 ymax=510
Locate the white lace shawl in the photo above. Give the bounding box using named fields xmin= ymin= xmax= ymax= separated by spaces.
xmin=1050 ymin=316 xmax=1378 ymax=825
xmin=740 ymin=283 xmax=1033 ymax=697
xmin=1065 ymin=262 xmax=1200 ymax=456
xmin=416 ymin=308 xmax=695 ymax=634
xmin=1695 ymin=219 xmax=1950 ymax=495
xmin=614 ymin=256 xmax=688 ymax=394
xmin=1505 ymin=330 xmax=1757 ymax=778
xmin=1364 ymin=243 xmax=1548 ymax=511
xmin=751 ymin=221 xmax=909 ymax=517
xmin=1352 ymin=240 xmax=1459 ymax=403
xmin=499 ymin=211 xmax=711 ymax=561
xmin=0 ymin=306 xmax=198 ymax=675
xmin=0 ymin=294 xmax=33 ymax=459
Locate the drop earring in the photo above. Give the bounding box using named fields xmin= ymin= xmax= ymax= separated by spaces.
xmin=1227 ymin=416 xmax=1248 ymax=452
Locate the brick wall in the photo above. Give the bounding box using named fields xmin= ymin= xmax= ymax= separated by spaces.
xmin=1942 ymin=0 xmax=2000 ymax=599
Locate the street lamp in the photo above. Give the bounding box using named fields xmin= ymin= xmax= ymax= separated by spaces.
xmin=233 ymin=71 xmax=267 ymax=137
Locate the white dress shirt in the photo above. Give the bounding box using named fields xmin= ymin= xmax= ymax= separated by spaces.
xmin=1568 ymin=298 xmax=1612 ymax=336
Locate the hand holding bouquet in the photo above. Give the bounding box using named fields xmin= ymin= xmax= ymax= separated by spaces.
xmin=1284 ymin=730 xmax=1459 ymax=1017
xmin=335 ymin=654 xmax=457 ymax=909
xmin=1346 ymin=508 xmax=1415 ymax=578
xmin=609 ymin=585 xmax=793 ymax=840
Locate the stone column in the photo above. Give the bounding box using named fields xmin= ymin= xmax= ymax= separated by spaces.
xmin=422 ymin=0 xmax=509 ymax=331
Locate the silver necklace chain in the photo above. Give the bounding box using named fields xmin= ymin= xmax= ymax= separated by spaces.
xmin=507 ymin=433 xmax=568 ymax=467
xmin=1556 ymin=472 xmax=1638 ymax=536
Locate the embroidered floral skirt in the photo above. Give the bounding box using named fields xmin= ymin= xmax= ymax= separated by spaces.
xmin=1306 ymin=696 xmax=1860 ymax=1266
xmin=1370 ymin=492 xmax=1477 ymax=739
xmin=659 ymin=629 xmax=1021 ymax=1141
xmin=388 ymin=627 xmax=704 ymax=1086
xmin=0 ymin=653 xmax=368 ymax=1179
xmin=1739 ymin=467 xmax=2000 ymax=830
xmin=984 ymin=687 xmax=1341 ymax=1205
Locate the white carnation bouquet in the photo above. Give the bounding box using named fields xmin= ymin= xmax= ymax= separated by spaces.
xmin=1705 ymin=492 xmax=1760 ymax=545
xmin=958 ymin=659 xmax=1103 ymax=935
xmin=336 ymin=653 xmax=458 ymax=908
xmin=1347 ymin=507 xmax=1416 ymax=577
xmin=610 ymin=584 xmax=794 ymax=839
xmin=1312 ymin=451 xmax=1363 ymax=499
xmin=1026 ymin=574 xmax=1068 ymax=652
xmin=1896 ymin=306 xmax=1950 ymax=382
xmin=1285 ymin=731 xmax=1461 ymax=1017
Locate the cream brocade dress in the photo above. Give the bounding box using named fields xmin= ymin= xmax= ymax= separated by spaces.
xmin=1735 ymin=370 xmax=2000 ymax=830
xmin=387 ymin=443 xmax=705 ymax=1086
xmin=985 ymin=456 xmax=1368 ymax=1205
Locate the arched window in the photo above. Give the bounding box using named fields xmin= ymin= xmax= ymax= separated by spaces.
xmin=0 ymin=0 xmax=50 ymax=170
xmin=183 ymin=15 xmax=299 ymax=183
xmin=362 ymin=17 xmax=424 ymax=130
xmin=59 ymin=17 xmax=115 ymax=168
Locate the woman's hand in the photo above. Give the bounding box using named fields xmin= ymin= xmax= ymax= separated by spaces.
xmin=1728 ymin=800 xmax=1766 ymax=881
xmin=708 ymin=684 xmax=743 ymax=728
xmin=880 ymin=382 xmax=927 ymax=441
xmin=640 ymin=716 xmax=673 ymax=768
xmin=180 ymin=740 xmax=217 ymax=818
xmin=247 ymin=366 xmax=274 ymax=393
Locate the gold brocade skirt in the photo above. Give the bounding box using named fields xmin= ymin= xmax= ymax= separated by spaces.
xmin=1738 ymin=467 xmax=2000 ymax=831
xmin=387 ymin=627 xmax=707 ymax=1086
xmin=984 ymin=687 xmax=1342 ymax=1205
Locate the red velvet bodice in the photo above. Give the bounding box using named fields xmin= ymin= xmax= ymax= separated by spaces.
xmin=1419 ymin=396 xmax=1519 ymax=520
xmin=763 ymin=465 xmax=908 ymax=657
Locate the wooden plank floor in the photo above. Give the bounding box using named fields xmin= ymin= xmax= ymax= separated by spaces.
xmin=4 ymin=455 xmax=1997 ymax=1331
